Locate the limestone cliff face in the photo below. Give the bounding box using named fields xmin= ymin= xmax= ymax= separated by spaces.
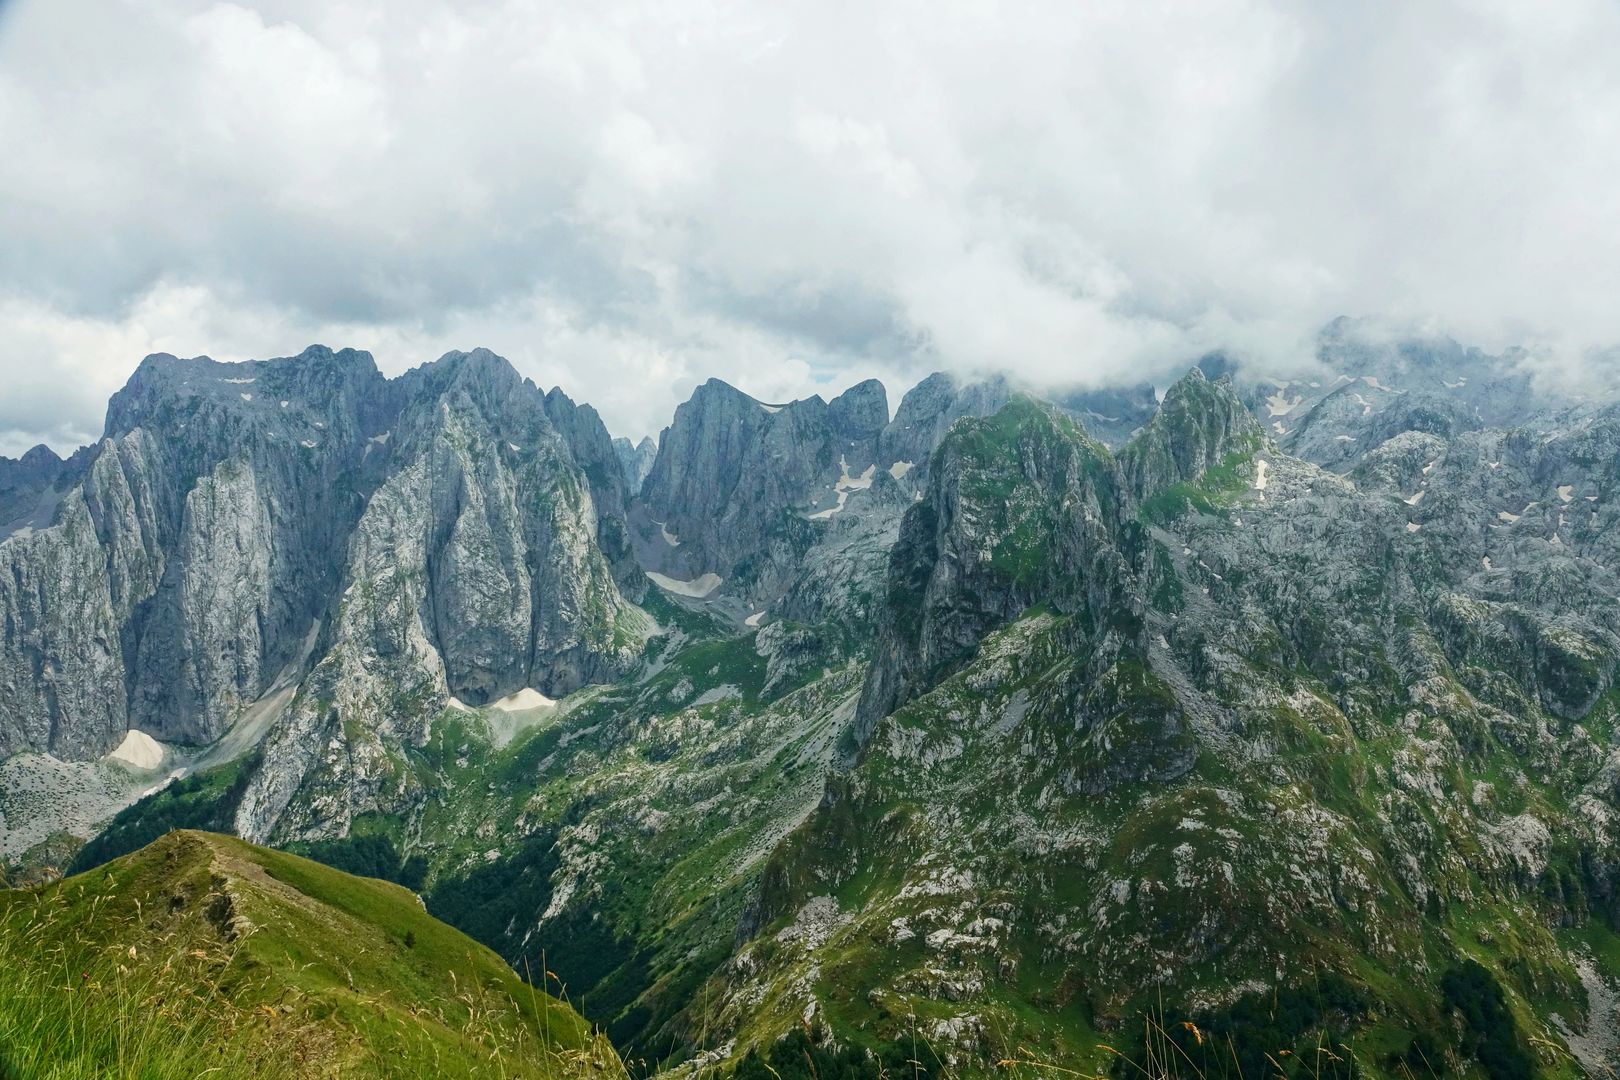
xmin=634 ymin=373 xmax=1046 ymax=607
xmin=0 ymin=444 xmax=67 ymax=534
xmin=853 ymin=396 xmax=1136 ymax=754
xmin=1117 ymin=367 xmax=1267 ymax=498
xmin=613 ymin=435 xmax=657 ymax=495
xmin=543 ymin=388 xmax=642 ymax=597
xmin=0 ymin=347 xmax=645 ymax=782
xmin=636 ymin=378 xmax=890 ymax=594
xmin=235 ymin=350 xmax=651 ymax=841
xmin=0 ymin=347 xmax=387 ymax=755
xmin=876 ymin=372 xmax=1010 ymax=472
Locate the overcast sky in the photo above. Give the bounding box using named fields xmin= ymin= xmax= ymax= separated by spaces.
xmin=2 ymin=0 xmax=1619 ymax=456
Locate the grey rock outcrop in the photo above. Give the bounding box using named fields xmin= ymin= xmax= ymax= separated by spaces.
xmin=542 ymin=387 xmax=642 ymax=596
xmin=613 ymin=435 xmax=658 ymax=495
xmin=0 ymin=346 xmax=647 ymax=785
xmin=853 ymin=396 xmax=1135 ymax=754
xmin=1052 ymin=382 xmax=1159 ymax=450
xmin=877 ymin=372 xmax=1010 ymax=471
xmin=1 ymin=347 xmax=388 ymax=754
xmin=1118 ymin=368 xmax=1266 ymax=497
xmin=0 ymin=445 xmax=67 ymax=537
xmin=636 ymin=378 xmax=890 ymax=596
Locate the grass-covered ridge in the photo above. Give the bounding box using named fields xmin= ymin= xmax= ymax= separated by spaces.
xmin=0 ymin=830 xmax=622 ymax=1079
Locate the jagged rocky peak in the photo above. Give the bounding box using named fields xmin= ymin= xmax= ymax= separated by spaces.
xmin=541 ymin=385 xmax=641 ymax=593
xmin=1050 ymin=381 xmax=1159 ymax=450
xmin=635 ymin=376 xmax=893 ymax=594
xmin=339 ymin=347 xmax=646 ymax=703
xmin=0 ymin=444 xmax=67 ymax=534
xmin=0 ymin=343 xmax=648 ymax=772
xmin=827 ymin=377 xmax=890 ymax=439
xmin=105 ymin=345 xmax=389 ymax=440
xmin=613 ymin=435 xmax=658 ymax=494
xmin=0 ymin=345 xmax=401 ymax=759
xmin=10 ymin=444 xmax=63 ymax=470
xmin=854 ymin=395 xmax=1133 ymax=751
xmin=877 ymin=370 xmax=1011 ymax=470
xmin=235 ymin=350 xmax=652 ymax=841
xmin=1119 ymin=367 xmax=1266 ymax=498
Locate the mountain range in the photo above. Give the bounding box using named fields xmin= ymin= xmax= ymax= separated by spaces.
xmin=2 ymin=320 xmax=1619 ymax=1078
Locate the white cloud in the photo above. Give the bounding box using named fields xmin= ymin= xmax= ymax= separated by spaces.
xmin=1 ymin=0 xmax=1618 ymax=456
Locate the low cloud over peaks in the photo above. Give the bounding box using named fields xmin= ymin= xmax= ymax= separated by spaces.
xmin=2 ymin=0 xmax=1619 ymax=455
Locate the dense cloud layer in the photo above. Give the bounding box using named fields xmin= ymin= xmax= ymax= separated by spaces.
xmin=2 ymin=0 xmax=1619 ymax=456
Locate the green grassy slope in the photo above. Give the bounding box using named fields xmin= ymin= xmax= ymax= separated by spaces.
xmin=0 ymin=830 xmax=623 ymax=1080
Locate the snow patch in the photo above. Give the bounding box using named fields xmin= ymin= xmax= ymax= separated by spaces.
xmin=107 ymin=730 xmax=164 ymax=771
xmin=1404 ymin=491 xmax=1425 ymax=506
xmin=490 ymin=688 xmax=556 ymax=713
xmin=808 ymin=455 xmax=876 ymax=520
xmin=446 ymin=696 xmax=475 ymax=713
xmin=1498 ymin=510 xmax=1520 ymax=523
xmin=745 ymin=611 xmax=765 ymax=627
xmin=646 ymin=571 xmax=723 ymax=598
xmin=889 ymin=460 xmax=915 ymax=480
xmin=1558 ymin=485 xmax=1574 ymax=503
xmin=222 ymin=377 xmax=256 ymax=385
xmin=660 ymin=523 xmax=681 ymax=547
xmin=239 ymin=392 xmax=253 ymax=402
xmin=1265 ymin=389 xmax=1300 ymax=417
xmin=300 ymin=440 xmax=318 ymax=449
xmin=1253 ymin=459 xmax=1269 ymax=492
xmin=1443 ymin=378 xmax=1468 ymax=389
xmin=1406 ymin=522 xmax=1422 ymax=533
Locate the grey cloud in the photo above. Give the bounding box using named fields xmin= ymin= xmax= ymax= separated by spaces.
xmin=1 ymin=0 xmax=1618 ymax=452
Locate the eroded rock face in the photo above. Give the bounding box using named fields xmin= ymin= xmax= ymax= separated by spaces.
xmin=0 ymin=347 xmax=646 ymax=790
xmin=1118 ymin=368 xmax=1267 ymax=497
xmin=633 ymin=372 xmax=1058 ymax=610
xmin=737 ymin=360 xmax=1620 ymax=1051
xmin=854 ymin=396 xmax=1135 ymax=753
xmin=613 ymin=435 xmax=658 ymax=496
xmin=1 ymin=348 xmax=388 ymax=754
xmin=544 ymin=388 xmax=642 ymax=596
xmin=877 ymin=372 xmax=1011 ymax=471
xmin=0 ymin=444 xmax=67 ymax=537
xmin=636 ymin=378 xmax=891 ymax=596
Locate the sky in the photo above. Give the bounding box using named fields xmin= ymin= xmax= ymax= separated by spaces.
xmin=2 ymin=0 xmax=1620 ymax=456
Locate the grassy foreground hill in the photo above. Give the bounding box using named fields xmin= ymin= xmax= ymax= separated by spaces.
xmin=0 ymin=830 xmax=623 ymax=1080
